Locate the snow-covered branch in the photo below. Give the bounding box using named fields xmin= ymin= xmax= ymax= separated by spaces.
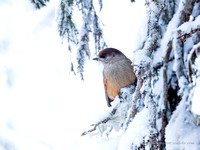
xmin=30 ymin=0 xmax=50 ymax=9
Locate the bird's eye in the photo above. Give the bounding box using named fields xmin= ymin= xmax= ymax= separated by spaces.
xmin=101 ymin=54 xmax=106 ymax=58
xmin=111 ymin=53 xmax=115 ymax=57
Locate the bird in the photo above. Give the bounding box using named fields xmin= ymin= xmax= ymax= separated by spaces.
xmin=93 ymin=48 xmax=136 ymax=107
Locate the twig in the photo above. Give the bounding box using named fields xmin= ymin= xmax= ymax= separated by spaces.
xmin=81 ymin=117 xmax=111 ymax=136
xmin=177 ymin=27 xmax=200 ymax=41
xmin=159 ymin=40 xmax=172 ymax=149
xmin=81 ymin=107 xmax=117 ymax=136
xmin=153 ymin=57 xmax=174 ymax=71
xmin=187 ymin=45 xmax=200 ymax=83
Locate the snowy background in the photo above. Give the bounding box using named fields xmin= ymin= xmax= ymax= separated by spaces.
xmin=0 ymin=0 xmax=146 ymax=150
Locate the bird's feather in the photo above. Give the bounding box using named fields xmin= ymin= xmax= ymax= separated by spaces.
xmin=103 ymin=76 xmax=112 ymax=107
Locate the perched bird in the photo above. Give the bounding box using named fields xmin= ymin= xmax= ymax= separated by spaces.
xmin=93 ymin=48 xmax=136 ymax=107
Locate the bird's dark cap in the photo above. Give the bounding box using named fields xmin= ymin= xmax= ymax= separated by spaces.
xmin=98 ymin=48 xmax=123 ymax=58
xmin=93 ymin=48 xmax=124 ymax=61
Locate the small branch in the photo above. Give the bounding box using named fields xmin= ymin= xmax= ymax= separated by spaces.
xmin=174 ymin=33 xmax=187 ymax=79
xmin=123 ymin=66 xmax=145 ymax=131
xmin=163 ymin=40 xmax=172 ymax=108
xmin=177 ymin=27 xmax=200 ymax=41
xmin=187 ymin=44 xmax=200 ymax=83
xmin=81 ymin=84 xmax=135 ymax=136
xmin=130 ymin=66 xmax=145 ymax=118
xmin=153 ymin=57 xmax=174 ymax=71
xmin=159 ymin=40 xmax=172 ymax=149
xmin=81 ymin=107 xmax=117 ymax=136
xmin=81 ymin=117 xmax=111 ymax=136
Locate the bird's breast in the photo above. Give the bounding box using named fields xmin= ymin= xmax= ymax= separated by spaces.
xmin=103 ymin=60 xmax=136 ymax=97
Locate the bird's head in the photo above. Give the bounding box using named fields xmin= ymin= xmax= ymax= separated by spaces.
xmin=93 ymin=48 xmax=126 ymax=64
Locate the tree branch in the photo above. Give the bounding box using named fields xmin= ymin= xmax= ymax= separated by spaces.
xmin=81 ymin=98 xmax=124 ymax=136
xmin=187 ymin=44 xmax=200 ymax=82
xmin=81 ymin=117 xmax=111 ymax=136
xmin=159 ymin=40 xmax=172 ymax=149
xmin=177 ymin=27 xmax=200 ymax=41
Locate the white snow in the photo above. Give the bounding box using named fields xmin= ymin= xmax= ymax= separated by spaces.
xmin=191 ymin=55 xmax=200 ymax=115
xmin=0 ymin=0 xmax=147 ymax=150
xmin=118 ymin=108 xmax=150 ymax=150
xmin=0 ymin=0 xmax=106 ymax=149
xmin=99 ymin=0 xmax=147 ymax=59
xmin=1 ymin=0 xmax=200 ymax=150
xmin=166 ymin=99 xmax=200 ymax=150
xmin=153 ymin=0 xmax=190 ymax=66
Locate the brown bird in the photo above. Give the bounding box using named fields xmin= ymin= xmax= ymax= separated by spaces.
xmin=93 ymin=48 xmax=136 ymax=107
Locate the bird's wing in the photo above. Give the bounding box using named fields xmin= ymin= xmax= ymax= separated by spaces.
xmin=103 ymin=76 xmax=112 ymax=107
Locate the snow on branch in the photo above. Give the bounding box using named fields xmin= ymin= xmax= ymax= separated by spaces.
xmin=177 ymin=27 xmax=200 ymax=41
xmin=175 ymin=15 xmax=200 ymax=82
xmin=187 ymin=43 xmax=200 ymax=82
xmin=187 ymin=45 xmax=200 ymax=127
xmin=30 ymin=0 xmax=50 ymax=9
xmin=81 ymin=85 xmax=135 ymax=137
xmin=145 ymin=0 xmax=162 ymax=55
xmin=58 ymin=0 xmax=79 ymax=48
xmin=81 ymin=110 xmax=115 ymax=136
xmin=57 ymin=0 xmax=106 ymax=79
xmin=123 ymin=65 xmax=145 ymax=130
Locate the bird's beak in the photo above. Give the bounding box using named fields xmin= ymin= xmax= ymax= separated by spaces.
xmin=92 ymin=57 xmax=99 ymax=61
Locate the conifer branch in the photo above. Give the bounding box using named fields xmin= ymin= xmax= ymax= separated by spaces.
xmin=177 ymin=27 xmax=200 ymax=41
xmin=81 ymin=85 xmax=134 ymax=137
xmin=187 ymin=44 xmax=200 ymax=83
xmin=81 ymin=117 xmax=111 ymax=136
xmin=31 ymin=0 xmax=50 ymax=9
xmin=81 ymin=108 xmax=117 ymax=136
xmin=159 ymin=40 xmax=172 ymax=149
